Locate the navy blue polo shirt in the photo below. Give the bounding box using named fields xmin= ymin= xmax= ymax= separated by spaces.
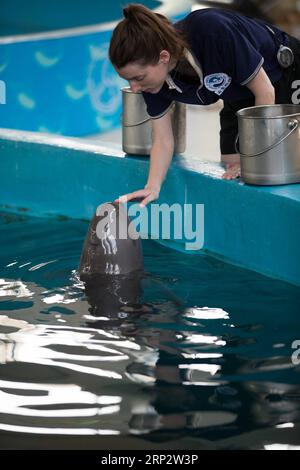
xmin=142 ymin=8 xmax=289 ymax=118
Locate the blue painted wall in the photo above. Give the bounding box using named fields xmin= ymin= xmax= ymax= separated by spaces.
xmin=0 ymin=31 xmax=125 ymax=135
xmin=0 ymin=1 xmax=189 ymax=136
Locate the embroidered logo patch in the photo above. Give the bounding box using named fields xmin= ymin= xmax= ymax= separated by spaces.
xmin=204 ymin=73 xmax=232 ymax=96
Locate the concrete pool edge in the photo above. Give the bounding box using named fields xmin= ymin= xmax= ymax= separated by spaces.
xmin=0 ymin=128 xmax=300 ymax=287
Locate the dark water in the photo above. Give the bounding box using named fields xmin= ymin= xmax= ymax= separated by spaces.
xmin=0 ymin=211 xmax=299 ymax=450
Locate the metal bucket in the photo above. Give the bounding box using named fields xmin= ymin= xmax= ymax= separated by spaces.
xmin=237 ymin=104 xmax=300 ymax=185
xmin=122 ymin=87 xmax=186 ymax=155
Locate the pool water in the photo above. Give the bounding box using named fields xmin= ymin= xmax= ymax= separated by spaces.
xmin=0 ymin=211 xmax=299 ymax=450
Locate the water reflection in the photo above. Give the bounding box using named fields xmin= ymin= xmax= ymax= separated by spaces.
xmin=0 ymin=214 xmax=299 ymax=447
xmin=1 ymin=271 xmax=300 ymax=444
xmin=80 ymin=273 xmax=236 ymax=435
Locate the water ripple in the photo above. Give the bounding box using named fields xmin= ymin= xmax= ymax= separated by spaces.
xmin=0 ymin=213 xmax=299 ymax=447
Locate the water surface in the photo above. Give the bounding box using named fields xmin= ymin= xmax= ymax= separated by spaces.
xmin=0 ymin=211 xmax=299 ymax=449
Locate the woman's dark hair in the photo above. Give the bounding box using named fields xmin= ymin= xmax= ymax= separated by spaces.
xmin=109 ymin=4 xmax=189 ymax=68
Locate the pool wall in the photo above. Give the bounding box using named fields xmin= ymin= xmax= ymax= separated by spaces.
xmin=0 ymin=0 xmax=190 ymax=135
xmin=1 ymin=128 xmax=300 ymax=288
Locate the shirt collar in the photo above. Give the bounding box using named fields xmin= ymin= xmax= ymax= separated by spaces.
xmin=183 ymin=48 xmax=203 ymax=87
xmin=165 ymin=48 xmax=204 ymax=92
xmin=165 ymin=73 xmax=183 ymax=93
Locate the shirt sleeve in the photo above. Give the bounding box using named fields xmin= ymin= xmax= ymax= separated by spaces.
xmin=142 ymin=91 xmax=174 ymax=119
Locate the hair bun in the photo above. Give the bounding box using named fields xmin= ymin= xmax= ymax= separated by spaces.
xmin=123 ymin=7 xmax=133 ymax=20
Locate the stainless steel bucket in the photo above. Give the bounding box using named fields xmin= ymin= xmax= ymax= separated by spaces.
xmin=122 ymin=87 xmax=186 ymax=155
xmin=237 ymin=104 xmax=300 ymax=185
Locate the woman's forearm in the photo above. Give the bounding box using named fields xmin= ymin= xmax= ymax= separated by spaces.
xmin=145 ymin=139 xmax=174 ymax=190
xmin=254 ymin=89 xmax=275 ymax=106
xmin=246 ymin=67 xmax=275 ymax=106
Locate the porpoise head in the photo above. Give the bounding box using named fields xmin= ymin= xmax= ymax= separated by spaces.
xmin=79 ymin=201 xmax=144 ymax=280
xmin=78 ymin=202 xmax=144 ymax=320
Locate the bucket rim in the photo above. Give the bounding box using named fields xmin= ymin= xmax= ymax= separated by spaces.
xmin=121 ymin=86 xmax=142 ymax=94
xmin=237 ymin=104 xmax=300 ymax=119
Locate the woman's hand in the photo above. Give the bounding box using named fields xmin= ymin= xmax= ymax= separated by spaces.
xmin=115 ymin=185 xmax=160 ymax=207
xmin=221 ymin=153 xmax=241 ymax=180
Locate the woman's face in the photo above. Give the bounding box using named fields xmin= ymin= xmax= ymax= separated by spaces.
xmin=116 ymin=50 xmax=173 ymax=94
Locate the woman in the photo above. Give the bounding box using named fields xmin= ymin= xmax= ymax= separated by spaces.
xmin=109 ymin=4 xmax=300 ymax=207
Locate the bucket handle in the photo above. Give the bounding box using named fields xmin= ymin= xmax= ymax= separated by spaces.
xmin=235 ymin=118 xmax=299 ymax=157
xmin=122 ymin=116 xmax=152 ymax=127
